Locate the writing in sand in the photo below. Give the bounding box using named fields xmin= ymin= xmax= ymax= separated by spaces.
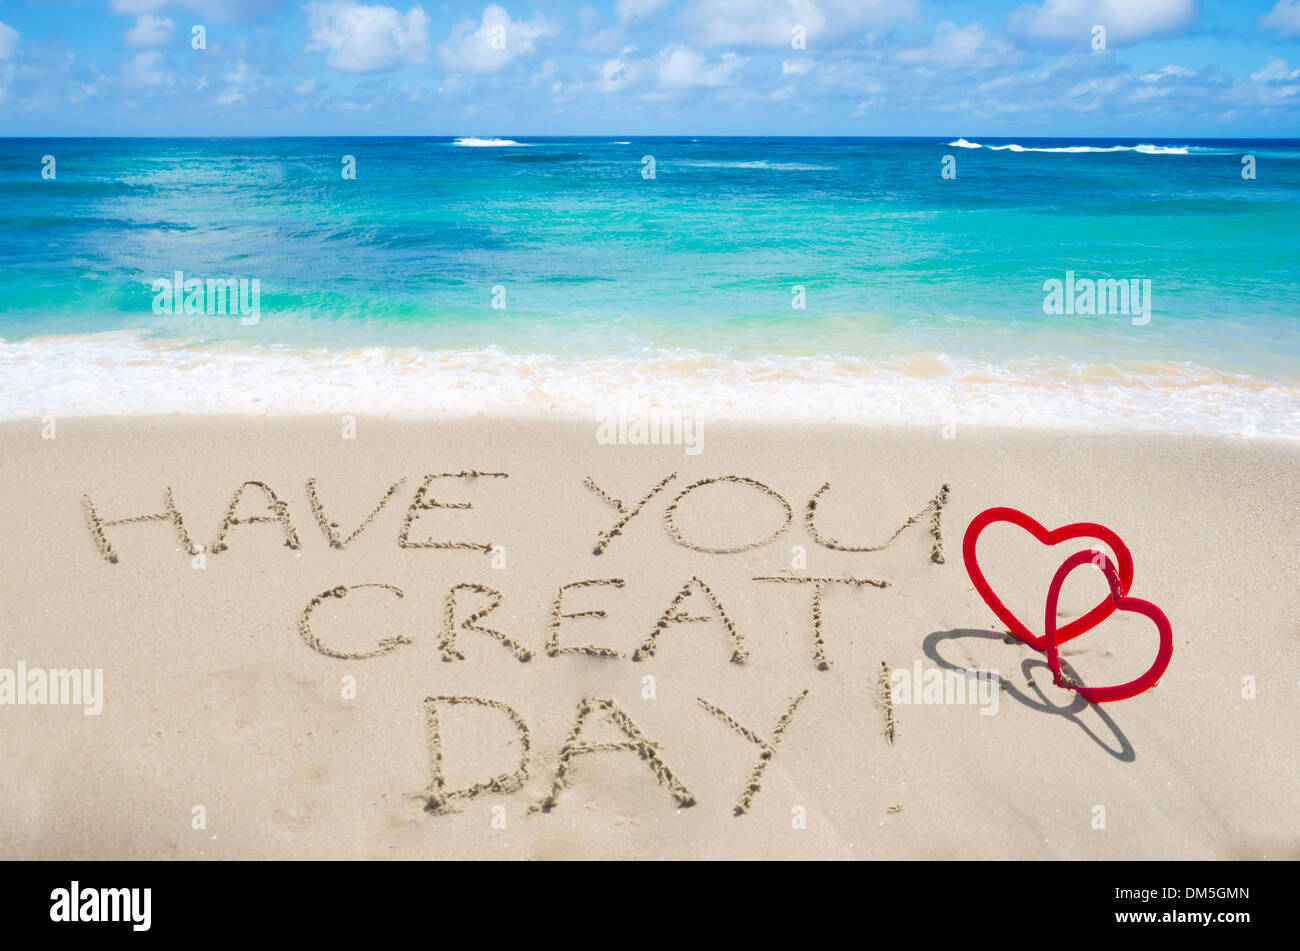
xmin=80 ymin=470 xmax=952 ymax=816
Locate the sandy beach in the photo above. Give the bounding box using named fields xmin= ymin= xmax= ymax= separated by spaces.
xmin=0 ymin=415 xmax=1295 ymax=860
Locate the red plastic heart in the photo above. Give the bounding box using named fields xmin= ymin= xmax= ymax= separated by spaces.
xmin=1044 ymin=549 xmax=1173 ymax=703
xmin=963 ymin=506 xmax=1134 ymax=652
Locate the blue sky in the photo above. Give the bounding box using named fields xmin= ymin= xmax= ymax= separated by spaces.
xmin=1 ymin=0 xmax=1299 ymax=136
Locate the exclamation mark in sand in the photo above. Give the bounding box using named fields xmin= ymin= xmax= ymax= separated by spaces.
xmin=876 ymin=662 xmax=897 ymax=746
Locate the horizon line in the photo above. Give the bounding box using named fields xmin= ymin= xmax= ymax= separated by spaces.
xmin=2 ymin=134 xmax=1297 ymax=141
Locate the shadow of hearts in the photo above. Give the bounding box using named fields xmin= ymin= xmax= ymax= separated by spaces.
xmin=922 ymin=629 xmax=1135 ymax=763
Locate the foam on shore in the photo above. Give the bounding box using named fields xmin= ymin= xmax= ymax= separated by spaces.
xmin=2 ymin=331 xmax=1295 ymax=437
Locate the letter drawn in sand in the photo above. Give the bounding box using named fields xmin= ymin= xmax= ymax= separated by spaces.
xmin=663 ymin=475 xmax=793 ymax=554
xmin=877 ymin=662 xmax=898 ymax=746
xmin=210 ymin=481 xmax=301 ymax=554
xmin=635 ymin=576 xmax=748 ymax=664
xmin=399 ymin=471 xmax=508 ymax=552
xmin=751 ymin=577 xmax=890 ymax=670
xmin=306 ymin=477 xmax=405 ymax=549
xmin=424 ymin=696 xmax=531 ymax=814
xmin=535 ymin=697 xmax=695 ymax=813
xmin=583 ymin=472 xmax=676 ymax=555
xmin=805 ymin=483 xmax=950 ymax=563
xmin=82 ymin=489 xmax=196 ymax=564
xmin=440 ymin=583 xmax=532 ymax=662
xmin=298 ymin=583 xmax=413 ymax=659
xmin=547 ymin=579 xmax=625 ymax=658
xmin=697 ymin=690 xmax=809 ymax=815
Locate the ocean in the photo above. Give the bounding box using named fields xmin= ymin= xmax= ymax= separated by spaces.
xmin=1 ymin=135 xmax=1297 ymax=433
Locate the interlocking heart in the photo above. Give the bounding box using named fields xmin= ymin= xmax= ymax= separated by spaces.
xmin=963 ymin=506 xmax=1172 ymax=703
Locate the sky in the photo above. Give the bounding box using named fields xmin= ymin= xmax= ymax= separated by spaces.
xmin=0 ymin=0 xmax=1298 ymax=136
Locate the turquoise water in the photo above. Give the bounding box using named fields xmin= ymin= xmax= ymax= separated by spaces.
xmin=1 ymin=136 xmax=1297 ymax=429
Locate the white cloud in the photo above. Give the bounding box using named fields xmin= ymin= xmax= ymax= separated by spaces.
xmin=216 ymin=58 xmax=254 ymax=103
xmin=598 ymin=53 xmax=646 ymax=92
xmin=575 ymin=1 xmax=668 ymax=54
xmin=1139 ymin=64 xmax=1194 ymax=82
xmin=1236 ymin=58 xmax=1300 ymax=106
xmin=531 ymin=57 xmax=557 ymax=85
xmin=616 ymin=0 xmax=672 ymax=20
xmin=437 ymin=5 xmax=557 ymax=74
xmin=1251 ymin=57 xmax=1300 ymax=82
xmin=1261 ymin=1 xmax=1300 ymax=39
xmin=125 ymin=15 xmax=175 ymax=48
xmin=657 ymin=45 xmax=744 ymax=87
xmin=550 ymin=41 xmax=752 ymax=96
xmin=852 ymin=96 xmax=878 ymax=116
xmin=305 ymin=1 xmax=429 ymax=72
xmin=683 ymin=0 xmax=915 ymax=49
xmin=114 ymin=0 xmax=276 ymax=22
xmin=0 ymin=20 xmax=18 ymax=60
xmin=895 ymin=21 xmax=1021 ymax=70
xmin=111 ymin=0 xmax=168 ymax=14
xmin=1007 ymin=0 xmax=1197 ymax=47
xmin=0 ymin=21 xmax=14 ymax=104
xmin=573 ymin=6 xmax=618 ymax=53
xmin=122 ymin=50 xmax=172 ymax=88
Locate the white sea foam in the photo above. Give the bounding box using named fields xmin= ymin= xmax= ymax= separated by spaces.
xmin=451 ymin=137 xmax=525 ymax=147
xmin=1132 ymin=144 xmax=1191 ymax=154
xmin=948 ymin=139 xmax=1191 ymax=155
xmin=678 ymin=160 xmax=836 ymax=170
xmin=990 ymin=143 xmax=1190 ymax=154
xmin=1 ymin=332 xmax=1295 ymax=438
